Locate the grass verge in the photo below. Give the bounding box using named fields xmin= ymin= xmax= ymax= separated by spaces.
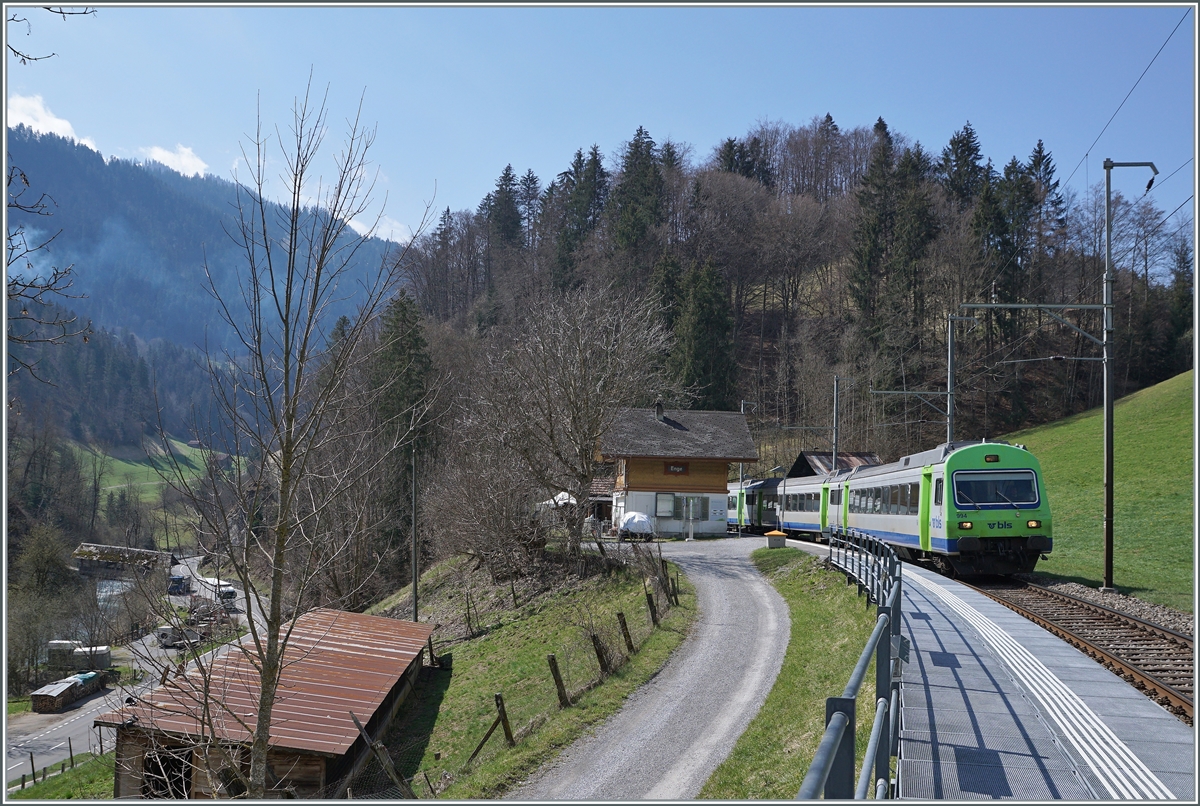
xmin=375 ymin=552 xmax=696 ymax=799
xmin=698 ymin=548 xmax=881 ymax=799
xmin=1004 ymin=370 xmax=1193 ymax=612
xmin=7 ymin=752 xmax=115 ymax=799
xmin=7 ymin=696 xmax=31 ymax=716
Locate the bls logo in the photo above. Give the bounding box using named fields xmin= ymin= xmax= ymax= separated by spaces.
xmin=987 ymin=521 xmax=1013 ymax=530
xmin=930 ymin=516 xmax=943 ymax=529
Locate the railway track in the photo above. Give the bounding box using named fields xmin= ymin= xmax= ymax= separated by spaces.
xmin=965 ymin=579 xmax=1193 ymax=724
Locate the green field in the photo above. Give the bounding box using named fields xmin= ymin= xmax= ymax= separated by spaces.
xmin=69 ymin=438 xmax=211 ymax=504
xmin=1004 ymin=370 xmax=1194 ymax=612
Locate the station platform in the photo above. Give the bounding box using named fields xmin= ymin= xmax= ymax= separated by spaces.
xmin=897 ymin=563 xmax=1194 ymax=800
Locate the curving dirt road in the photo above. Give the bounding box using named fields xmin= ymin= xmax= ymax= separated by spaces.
xmin=507 ymin=537 xmax=791 ymax=800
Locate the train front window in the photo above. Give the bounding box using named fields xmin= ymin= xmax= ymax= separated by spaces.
xmin=953 ymin=471 xmax=1038 ymax=508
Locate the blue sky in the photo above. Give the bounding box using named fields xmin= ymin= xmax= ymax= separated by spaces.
xmin=4 ymin=3 xmax=1196 ymax=244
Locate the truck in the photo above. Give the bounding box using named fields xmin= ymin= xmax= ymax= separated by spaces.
xmin=197 ymin=577 xmax=237 ymax=601
xmin=155 ymin=625 xmax=204 ymax=649
xmin=167 ymin=575 xmax=192 ymax=595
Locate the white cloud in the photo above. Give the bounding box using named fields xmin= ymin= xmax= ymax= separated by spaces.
xmin=141 ymin=145 xmax=208 ymax=177
xmin=7 ymin=94 xmax=98 ymax=150
xmin=349 ymin=215 xmax=413 ymax=244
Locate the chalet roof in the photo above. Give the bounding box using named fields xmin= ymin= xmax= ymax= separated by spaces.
xmin=601 ymin=409 xmax=757 ymax=462
xmin=785 ymin=451 xmax=882 ymax=478
xmin=94 ymin=609 xmax=434 ymax=757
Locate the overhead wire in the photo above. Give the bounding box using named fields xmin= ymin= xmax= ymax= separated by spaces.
xmin=1058 ymin=7 xmax=1192 ymax=195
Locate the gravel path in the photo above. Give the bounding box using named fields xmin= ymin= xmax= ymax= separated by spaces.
xmin=506 ymin=537 xmax=790 ymax=800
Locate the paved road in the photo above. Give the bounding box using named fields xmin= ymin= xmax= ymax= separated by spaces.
xmin=4 ymin=554 xmax=253 ymax=781
xmin=507 ymin=537 xmax=792 ymax=800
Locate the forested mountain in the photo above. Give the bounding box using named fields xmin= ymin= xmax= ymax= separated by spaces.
xmin=5 ymin=114 xmax=1193 ymax=465
xmin=402 ymin=116 xmax=1193 ymax=466
xmin=6 ymin=125 xmax=395 ymax=350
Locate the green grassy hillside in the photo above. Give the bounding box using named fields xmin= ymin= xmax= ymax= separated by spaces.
xmin=69 ymin=439 xmax=210 ymax=503
xmin=1004 ymin=370 xmax=1194 ymax=612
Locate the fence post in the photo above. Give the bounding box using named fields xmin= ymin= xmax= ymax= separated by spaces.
xmin=28 ymin=752 xmax=35 ymax=782
xmin=875 ymin=603 xmax=893 ymax=789
xmin=495 ymin=693 xmax=515 ymax=746
xmin=644 ymin=579 xmax=659 ymax=627
xmin=547 ymin=654 xmax=570 ymax=709
xmin=68 ymin=737 xmax=74 ymax=767
xmin=617 ymin=612 xmax=635 ymax=655
xmin=591 ymin=633 xmax=611 ymax=676
xmin=824 ymin=696 xmax=856 ymax=799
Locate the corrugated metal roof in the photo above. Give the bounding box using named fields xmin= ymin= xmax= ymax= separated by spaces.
xmin=72 ymin=542 xmax=172 ymax=566
xmin=786 ymin=451 xmax=882 ymax=477
xmin=32 ymin=680 xmax=79 ymax=698
xmin=94 ymin=609 xmax=434 ymax=757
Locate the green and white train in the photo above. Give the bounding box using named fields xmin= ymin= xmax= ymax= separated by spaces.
xmin=728 ymin=441 xmax=1052 ymax=576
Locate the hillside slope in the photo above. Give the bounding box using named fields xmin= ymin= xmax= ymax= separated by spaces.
xmin=1005 ymin=370 xmax=1194 ymax=612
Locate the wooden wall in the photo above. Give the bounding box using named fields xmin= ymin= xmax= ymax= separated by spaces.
xmin=618 ymin=458 xmax=730 ymax=494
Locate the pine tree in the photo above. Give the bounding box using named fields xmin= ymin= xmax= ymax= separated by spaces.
xmin=490 ymin=165 xmax=523 ymax=248
xmin=554 ymin=146 xmax=609 ymax=290
xmin=849 ymin=118 xmax=896 ymax=334
xmin=610 ymin=126 xmax=665 ymax=276
xmin=939 ymin=122 xmax=988 ymax=212
xmin=673 ymin=260 xmax=737 ymax=410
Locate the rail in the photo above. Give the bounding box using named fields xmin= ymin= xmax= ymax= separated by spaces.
xmin=797 ymin=528 xmax=907 ymax=800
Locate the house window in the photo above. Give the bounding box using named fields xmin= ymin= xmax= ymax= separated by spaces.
xmin=656 ymin=493 xmax=676 ymax=517
xmin=664 ymin=462 xmax=689 ymax=475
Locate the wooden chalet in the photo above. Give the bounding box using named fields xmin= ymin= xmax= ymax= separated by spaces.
xmin=600 ymin=402 xmax=757 ymax=536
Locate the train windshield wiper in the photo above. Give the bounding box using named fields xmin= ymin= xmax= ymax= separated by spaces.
xmin=995 ymin=490 xmax=1022 ymax=512
xmin=956 ymin=489 xmax=982 ymax=510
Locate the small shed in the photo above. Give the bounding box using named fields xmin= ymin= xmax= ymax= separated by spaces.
xmin=31 ymin=672 xmax=105 ymax=713
xmin=785 ymin=451 xmax=882 ymax=478
xmin=94 ymin=608 xmax=434 ymax=799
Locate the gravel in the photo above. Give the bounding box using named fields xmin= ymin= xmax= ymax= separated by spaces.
xmin=505 ymin=537 xmax=790 ymax=801
xmin=1015 ymin=573 xmax=1194 ymax=637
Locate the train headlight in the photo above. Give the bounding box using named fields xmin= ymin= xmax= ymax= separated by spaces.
xmin=957 ymin=521 xmax=973 ymax=530
xmin=1027 ymin=520 xmax=1041 ymax=529
xmin=984 ymin=454 xmax=1000 ymax=463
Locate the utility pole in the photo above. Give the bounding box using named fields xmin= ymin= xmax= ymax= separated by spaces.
xmin=1100 ymin=158 xmax=1157 ymax=592
xmin=412 ymin=446 xmax=418 ymax=621
xmin=832 ymin=376 xmax=840 ymax=472
xmin=947 ymin=315 xmax=977 ymax=444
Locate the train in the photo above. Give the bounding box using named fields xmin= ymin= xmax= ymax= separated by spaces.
xmin=728 ymin=440 xmax=1052 ymax=577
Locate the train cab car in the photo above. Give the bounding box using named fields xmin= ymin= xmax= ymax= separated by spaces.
xmin=838 ymin=441 xmax=1051 ymax=576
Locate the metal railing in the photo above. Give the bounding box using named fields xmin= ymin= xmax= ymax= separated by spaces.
xmin=798 ymin=528 xmax=907 ymax=800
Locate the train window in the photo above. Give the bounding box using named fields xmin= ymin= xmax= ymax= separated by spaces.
xmin=890 ymin=485 xmax=900 ymax=514
xmin=953 ymin=471 xmax=1038 ymax=507
xmin=728 ymin=496 xmax=737 ymax=510
xmin=747 ymin=493 xmax=757 ymax=507
xmin=909 ymin=483 xmax=920 ymax=512
xmin=934 ymin=479 xmax=943 ymax=506
xmin=898 ymin=485 xmax=909 ymax=515
xmin=830 ymin=488 xmax=841 ymax=506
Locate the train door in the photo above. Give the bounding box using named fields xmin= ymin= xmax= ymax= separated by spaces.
xmin=918 ymin=467 xmax=933 ymax=552
xmin=760 ymin=492 xmax=780 ymax=530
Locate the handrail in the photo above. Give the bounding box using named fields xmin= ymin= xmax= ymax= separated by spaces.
xmin=797 ymin=528 xmax=907 ymax=800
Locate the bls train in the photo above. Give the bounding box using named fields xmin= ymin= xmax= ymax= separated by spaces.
xmin=728 ymin=440 xmax=1052 ymax=576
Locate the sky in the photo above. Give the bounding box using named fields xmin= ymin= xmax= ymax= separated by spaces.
xmin=4 ymin=3 xmax=1197 ymax=246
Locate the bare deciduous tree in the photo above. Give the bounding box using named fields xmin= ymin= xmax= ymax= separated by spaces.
xmin=145 ymin=81 xmax=432 ymax=798
xmin=474 ymin=284 xmax=679 ymax=555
